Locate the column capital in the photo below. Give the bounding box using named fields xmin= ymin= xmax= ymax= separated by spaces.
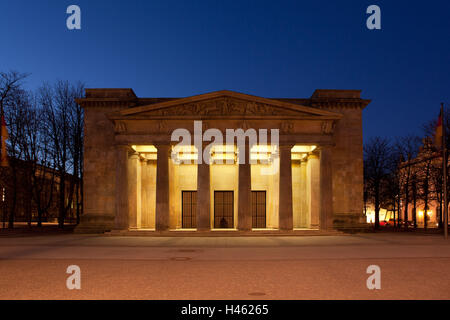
xmin=279 ymin=144 xmax=295 ymax=149
xmin=116 ymin=144 xmax=133 ymax=152
xmin=129 ymin=152 xmax=140 ymax=160
xmin=154 ymin=143 xmax=171 ymax=148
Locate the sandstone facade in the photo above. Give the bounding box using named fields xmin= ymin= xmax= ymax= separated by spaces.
xmin=75 ymin=89 xmax=370 ymax=233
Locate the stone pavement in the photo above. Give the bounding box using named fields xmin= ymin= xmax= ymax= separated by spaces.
xmin=0 ymin=233 xmax=449 ymax=299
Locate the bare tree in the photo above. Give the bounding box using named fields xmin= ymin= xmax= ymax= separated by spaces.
xmin=430 ymin=158 xmax=443 ymax=228
xmin=0 ymin=71 xmax=29 ymax=113
xmin=0 ymin=71 xmax=29 ymax=228
xmin=416 ymin=138 xmax=436 ymax=229
xmin=67 ymin=83 xmax=84 ymax=224
xmin=396 ymin=135 xmax=421 ymax=228
xmin=39 ymin=81 xmax=84 ymax=228
xmin=0 ymin=71 xmax=84 ymax=229
xmin=19 ymin=93 xmax=57 ymax=226
xmin=411 ymin=172 xmax=418 ymax=228
xmin=364 ymin=137 xmax=392 ymax=229
xmin=3 ymin=89 xmax=30 ymax=228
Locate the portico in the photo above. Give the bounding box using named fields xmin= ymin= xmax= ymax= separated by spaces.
xmin=75 ymin=89 xmax=370 ymax=233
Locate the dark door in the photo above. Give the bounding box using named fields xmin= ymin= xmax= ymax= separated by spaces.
xmin=252 ymin=191 xmax=266 ymax=228
xmin=214 ymin=191 xmax=234 ymax=228
xmin=182 ymin=191 xmax=197 ymax=228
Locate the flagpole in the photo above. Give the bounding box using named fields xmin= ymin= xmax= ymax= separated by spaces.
xmin=442 ymin=102 xmax=448 ymax=239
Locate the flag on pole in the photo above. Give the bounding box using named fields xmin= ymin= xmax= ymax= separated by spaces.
xmin=435 ymin=109 xmax=443 ymax=148
xmin=0 ymin=114 xmax=9 ymax=167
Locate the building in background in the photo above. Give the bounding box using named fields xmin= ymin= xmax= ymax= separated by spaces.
xmin=364 ymin=138 xmax=448 ymax=228
xmin=0 ymin=158 xmax=80 ymax=225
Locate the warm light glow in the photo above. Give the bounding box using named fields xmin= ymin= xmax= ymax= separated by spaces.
xmin=211 ymin=153 xmax=236 ymax=161
xmin=171 ymin=145 xmax=198 ymax=164
xmin=210 ymin=145 xmax=237 ymax=164
xmin=250 ymin=144 xmax=277 ymax=163
xmin=172 ymin=145 xmax=198 ymax=153
xmin=291 ymin=145 xmax=317 ymax=161
xmin=291 ymin=153 xmax=307 ymax=161
xmin=251 ymin=153 xmax=271 ymax=161
xmin=132 ymin=144 xmax=321 ymax=164
xmin=291 ymin=145 xmax=317 ymax=153
xmin=212 ymin=145 xmax=236 ymax=153
xmin=142 ymin=153 xmax=157 ymax=160
xmin=365 ymin=209 xmax=391 ymax=223
xmin=131 ymin=145 xmax=157 ymax=153
xmin=176 ymin=153 xmax=198 ymax=160
xmin=250 ymin=145 xmax=277 ymax=153
xmin=131 ymin=145 xmax=158 ymax=160
xmin=418 ymin=210 xmax=432 ymax=217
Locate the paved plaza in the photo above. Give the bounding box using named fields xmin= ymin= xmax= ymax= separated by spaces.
xmin=0 ymin=233 xmax=449 ymax=299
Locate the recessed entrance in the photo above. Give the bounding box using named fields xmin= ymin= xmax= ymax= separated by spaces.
xmin=214 ymin=191 xmax=234 ymax=228
xmin=182 ymin=191 xmax=197 ymax=228
xmin=252 ymin=191 xmax=266 ymax=228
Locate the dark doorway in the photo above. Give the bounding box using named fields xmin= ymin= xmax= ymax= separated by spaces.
xmin=214 ymin=191 xmax=234 ymax=228
xmin=182 ymin=191 xmax=197 ymax=228
xmin=252 ymin=191 xmax=267 ymax=228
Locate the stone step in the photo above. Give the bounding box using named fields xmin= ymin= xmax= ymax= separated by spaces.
xmin=105 ymin=229 xmax=344 ymax=237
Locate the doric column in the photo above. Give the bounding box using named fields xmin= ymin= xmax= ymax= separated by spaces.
xmin=196 ymin=154 xmax=211 ymax=231
xmin=128 ymin=152 xmax=141 ymax=229
xmin=238 ymin=142 xmax=252 ymax=231
xmin=320 ymin=146 xmax=333 ymax=230
xmin=299 ymin=160 xmax=308 ymax=228
xmin=140 ymin=160 xmax=153 ymax=229
xmin=114 ymin=145 xmax=130 ymax=230
xmin=279 ymin=144 xmax=293 ymax=230
xmin=308 ymin=153 xmax=320 ymax=229
xmin=155 ymin=144 xmax=170 ymax=231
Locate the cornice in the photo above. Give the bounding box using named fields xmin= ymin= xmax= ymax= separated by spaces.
xmin=309 ymin=98 xmax=371 ymax=110
xmin=76 ymin=98 xmax=138 ymax=108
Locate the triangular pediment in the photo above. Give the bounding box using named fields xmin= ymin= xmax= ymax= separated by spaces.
xmin=114 ymin=90 xmax=342 ymax=119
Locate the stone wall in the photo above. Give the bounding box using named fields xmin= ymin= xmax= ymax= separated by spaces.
xmin=76 ymin=106 xmax=118 ymax=232
xmin=326 ymin=108 xmax=364 ymax=228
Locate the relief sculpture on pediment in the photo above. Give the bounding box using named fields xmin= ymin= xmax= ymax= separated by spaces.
xmin=142 ymin=97 xmax=305 ymax=117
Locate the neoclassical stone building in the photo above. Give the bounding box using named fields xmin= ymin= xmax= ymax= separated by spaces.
xmin=76 ymin=89 xmax=370 ymax=233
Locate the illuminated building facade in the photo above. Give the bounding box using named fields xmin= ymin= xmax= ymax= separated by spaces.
xmin=75 ymin=89 xmax=370 ymax=233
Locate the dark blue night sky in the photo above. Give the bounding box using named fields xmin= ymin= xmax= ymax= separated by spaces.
xmin=1 ymin=0 xmax=449 ymax=141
